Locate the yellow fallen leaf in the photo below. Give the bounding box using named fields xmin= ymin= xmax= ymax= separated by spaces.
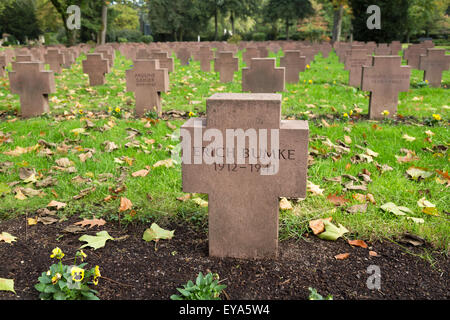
xmin=153 ymin=158 xmax=174 ymax=168
xmin=279 ymin=197 xmax=293 ymax=210
xmin=192 ymin=197 xmax=208 ymax=207
xmin=27 ymin=217 xmax=37 ymax=225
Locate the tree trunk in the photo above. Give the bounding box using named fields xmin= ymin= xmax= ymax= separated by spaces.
xmin=100 ymin=4 xmax=108 ymax=45
xmin=230 ymin=11 xmax=235 ymax=35
xmin=214 ymin=8 xmax=218 ymax=40
xmin=285 ymin=18 xmax=290 ymax=40
xmin=332 ymin=5 xmax=344 ymax=44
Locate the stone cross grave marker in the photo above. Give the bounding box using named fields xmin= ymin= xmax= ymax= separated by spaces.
xmin=374 ymin=43 xmax=391 ymax=55
xmin=344 ymin=48 xmax=372 ymax=87
xmin=95 ymin=48 xmax=114 ymax=68
xmin=126 ymin=59 xmax=169 ymax=117
xmin=197 ymin=46 xmax=214 ymax=72
xmin=362 ymin=56 xmax=411 ymax=119
xmin=280 ymin=50 xmax=306 ymax=84
xmin=12 ymin=55 xmax=33 ymax=71
xmin=62 ymin=49 xmax=76 ymax=69
xmin=243 ymin=47 xmax=259 ymax=66
xmin=257 ymin=45 xmax=268 ymax=58
xmin=0 ymin=54 xmax=6 ymax=77
xmin=242 ymin=58 xmax=285 ymax=93
xmin=9 ymin=62 xmax=55 ymax=118
xmin=319 ymin=43 xmax=332 ymax=58
xmin=136 ymin=48 xmax=151 ymax=60
xmin=419 ymin=48 xmax=450 ymax=87
xmin=149 ymin=51 xmax=174 ymax=73
xmin=404 ymin=44 xmax=427 ymax=69
xmin=214 ymin=51 xmax=239 ymax=83
xmin=82 ymin=53 xmax=110 ymax=86
xmin=181 ymin=93 xmax=309 ymax=259
xmin=177 ymin=47 xmax=191 ymax=66
xmin=44 ymin=48 xmax=65 ymax=74
xmin=390 ymin=41 xmax=402 ymax=55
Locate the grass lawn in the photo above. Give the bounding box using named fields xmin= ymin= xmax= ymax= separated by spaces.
xmin=0 ymin=47 xmax=448 ymax=255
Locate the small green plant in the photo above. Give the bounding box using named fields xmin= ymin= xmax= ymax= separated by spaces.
xmin=170 ymin=272 xmax=226 ymax=300
xmin=308 ymin=287 xmax=333 ymax=300
xmin=35 ymin=248 xmax=101 ymax=300
xmin=144 ymin=109 xmax=159 ymax=120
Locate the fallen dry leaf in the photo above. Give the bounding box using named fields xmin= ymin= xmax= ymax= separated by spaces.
xmin=176 ymin=194 xmax=191 ymax=201
xmin=348 ymin=239 xmax=368 ymax=248
xmin=153 ymin=158 xmax=174 ymax=168
xmin=369 ymin=251 xmax=378 ymax=257
xmin=47 ymin=200 xmax=67 ymax=210
xmin=279 ymin=197 xmax=293 ymax=210
xmin=132 ymin=169 xmax=149 ymax=177
xmin=307 ymin=181 xmax=324 ymax=196
xmin=75 ymin=218 xmax=106 ymax=228
xmin=334 ymin=253 xmax=350 ymax=260
xmin=119 ymin=197 xmax=133 ymax=212
xmin=327 ymin=193 xmax=349 ymax=206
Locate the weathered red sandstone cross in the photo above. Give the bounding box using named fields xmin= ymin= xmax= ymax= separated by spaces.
xmin=9 ymin=62 xmax=55 ymax=118
xmin=361 ymin=56 xmax=411 ymax=119
xmin=280 ymin=50 xmax=306 ymax=84
xmin=181 ymin=93 xmax=309 ymax=259
xmin=419 ymin=48 xmax=450 ymax=87
xmin=214 ymin=51 xmax=239 ymax=83
xmin=196 ymin=46 xmax=214 ymax=72
xmin=242 ymin=58 xmax=285 ymax=93
xmin=126 ymin=59 xmax=169 ymax=117
xmin=82 ymin=53 xmax=110 ymax=86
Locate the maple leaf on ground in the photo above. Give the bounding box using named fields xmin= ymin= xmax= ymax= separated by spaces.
xmin=406 ymin=166 xmax=433 ymax=181
xmin=307 ymin=181 xmax=324 ymax=196
xmin=0 ymin=232 xmax=17 ymax=244
xmin=3 ymin=144 xmax=39 ymax=156
xmin=47 ymin=200 xmax=67 ymax=210
xmin=75 ymin=218 xmax=106 ymax=228
xmin=0 ymin=278 xmax=15 ymax=294
xmin=317 ymin=220 xmax=349 ymax=241
xmin=79 ymin=231 xmax=114 ymax=250
xmin=142 ymin=223 xmax=174 ymax=242
xmin=395 ymin=149 xmax=419 ymax=163
xmin=326 ymin=193 xmax=349 ymax=206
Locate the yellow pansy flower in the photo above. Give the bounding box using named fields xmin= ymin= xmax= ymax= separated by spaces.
xmin=71 ymin=267 xmax=85 ymax=282
xmin=188 ymin=111 xmax=195 ymax=117
xmin=382 ymin=110 xmax=390 ymax=116
xmin=308 ymin=80 xmax=313 ymax=84
xmin=432 ymin=114 xmax=441 ymax=121
xmin=50 ymin=247 xmax=65 ymax=260
xmin=93 ymin=265 xmax=101 ymax=285
xmin=115 ymin=107 xmax=121 ymax=113
xmin=343 ymin=112 xmax=349 ymax=118
xmin=52 ymin=273 xmax=62 ymax=285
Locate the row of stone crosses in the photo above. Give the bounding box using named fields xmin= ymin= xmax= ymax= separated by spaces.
xmin=0 ymin=40 xmax=448 ymax=260
xmin=0 ymin=39 xmax=448 ymax=120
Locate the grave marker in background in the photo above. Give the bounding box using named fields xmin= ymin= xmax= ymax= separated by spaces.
xmin=419 ymin=48 xmax=450 ymax=87
xmin=9 ymin=62 xmax=55 ymax=118
xmin=242 ymin=58 xmax=285 ymax=93
xmin=126 ymin=59 xmax=169 ymax=117
xmin=362 ymin=56 xmax=411 ymax=119
xmin=82 ymin=53 xmax=110 ymax=86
